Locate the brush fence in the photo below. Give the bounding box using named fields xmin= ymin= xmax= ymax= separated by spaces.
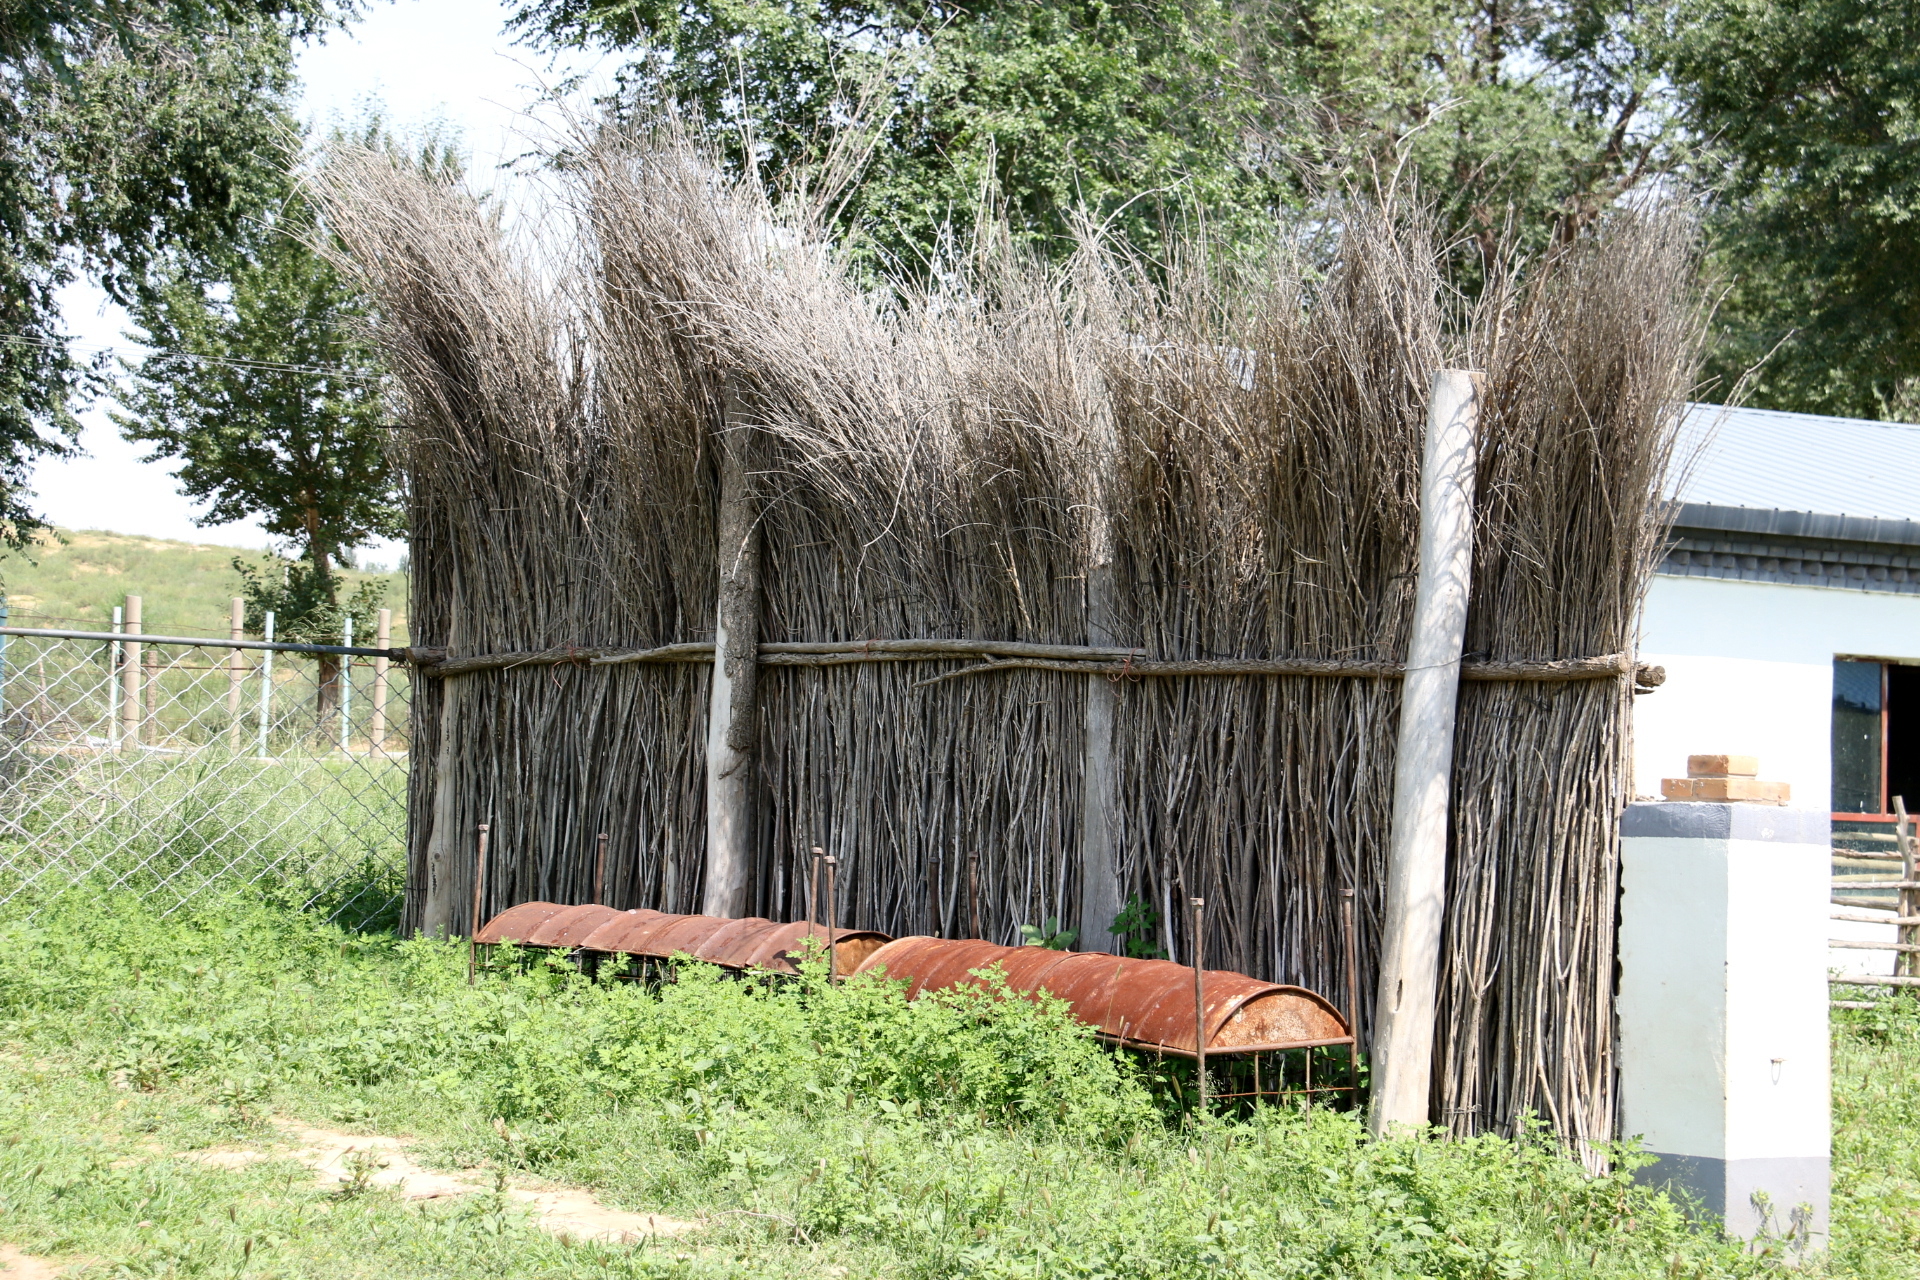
xmin=323 ymin=128 xmax=1697 ymax=1149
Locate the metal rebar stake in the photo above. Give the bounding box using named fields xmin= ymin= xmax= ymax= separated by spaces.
xmin=824 ymin=855 xmax=840 ymax=981
xmin=1192 ymin=896 xmax=1207 ymax=1114
xmin=468 ymin=822 xmax=491 ymax=986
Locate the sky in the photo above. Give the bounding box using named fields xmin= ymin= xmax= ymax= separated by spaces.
xmin=36 ymin=0 xmax=606 ymax=570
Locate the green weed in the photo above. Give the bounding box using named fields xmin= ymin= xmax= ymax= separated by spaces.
xmin=0 ymin=888 xmax=1821 ymax=1277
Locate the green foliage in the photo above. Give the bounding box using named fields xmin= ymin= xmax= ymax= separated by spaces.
xmin=1829 ymin=993 xmax=1920 ymax=1272
xmin=1108 ymin=893 xmax=1165 ymax=958
xmin=0 ymin=0 xmax=342 ymax=545
xmin=514 ymin=0 xmax=1686 ymax=287
xmin=114 ymin=184 xmax=404 ymax=575
xmin=1018 ymin=914 xmax=1076 ymax=949
xmin=1674 ymin=0 xmax=1920 ymax=418
xmin=0 ymin=887 xmax=1810 ymax=1277
xmin=232 ymin=551 xmax=388 ymax=643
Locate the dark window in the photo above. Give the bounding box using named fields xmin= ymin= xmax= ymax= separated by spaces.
xmin=1889 ymin=665 xmax=1920 ymax=812
xmin=1833 ymin=659 xmax=1884 ymax=813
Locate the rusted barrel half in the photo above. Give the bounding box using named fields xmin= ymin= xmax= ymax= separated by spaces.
xmin=852 ymin=937 xmax=1351 ymax=1058
xmin=475 ymin=902 xmax=889 ymax=976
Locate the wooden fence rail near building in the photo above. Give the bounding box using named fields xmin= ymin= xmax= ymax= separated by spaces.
xmin=1830 ymin=797 xmax=1920 ymax=1005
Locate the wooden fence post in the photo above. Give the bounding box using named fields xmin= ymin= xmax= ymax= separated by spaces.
xmin=1370 ymin=368 xmax=1481 ymax=1136
xmin=703 ymin=381 xmax=761 ymax=919
xmin=120 ymin=595 xmax=141 ymax=749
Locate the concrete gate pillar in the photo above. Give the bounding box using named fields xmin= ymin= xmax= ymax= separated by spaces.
xmin=1618 ymin=763 xmax=1830 ymax=1249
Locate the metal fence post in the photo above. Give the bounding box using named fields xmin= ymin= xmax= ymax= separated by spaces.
xmin=120 ymin=595 xmax=141 ymax=749
xmin=0 ymin=594 xmax=10 ymax=735
xmin=227 ymin=597 xmax=244 ymax=752
xmin=141 ymin=646 xmax=157 ymax=745
xmin=256 ymin=611 xmax=275 ymax=760
xmin=109 ymin=606 xmax=122 ymax=752
xmin=371 ymin=608 xmax=391 ymax=755
xmin=339 ymin=615 xmax=354 ymax=755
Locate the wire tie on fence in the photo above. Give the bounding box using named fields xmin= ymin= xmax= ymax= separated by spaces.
xmin=1109 ymin=652 xmax=1137 ymax=684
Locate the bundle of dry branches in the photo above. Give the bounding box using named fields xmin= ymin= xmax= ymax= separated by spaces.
xmin=318 ymin=121 xmax=1702 ymax=1152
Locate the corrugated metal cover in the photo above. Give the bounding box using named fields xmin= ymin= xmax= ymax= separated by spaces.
xmin=1677 ymin=403 xmax=1920 ymax=522
xmin=853 ymin=937 xmax=1351 ymax=1056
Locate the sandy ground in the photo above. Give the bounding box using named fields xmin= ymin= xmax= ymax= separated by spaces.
xmin=180 ymin=1119 xmax=699 ymax=1244
xmin=0 ymin=1244 xmax=66 ymax=1278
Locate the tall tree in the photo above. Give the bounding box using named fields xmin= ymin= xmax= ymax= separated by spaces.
xmin=114 ymin=179 xmax=403 ymax=721
xmin=1673 ymin=0 xmax=1920 ymax=419
xmin=0 ymin=0 xmax=342 ymax=545
xmin=511 ymin=0 xmax=1687 ymax=278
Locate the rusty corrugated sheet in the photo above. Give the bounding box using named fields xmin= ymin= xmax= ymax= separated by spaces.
xmin=851 ymin=937 xmax=1351 ymax=1057
xmin=476 ymin=907 xmax=1349 ymax=1057
xmin=476 ymin=903 xmax=888 ymax=975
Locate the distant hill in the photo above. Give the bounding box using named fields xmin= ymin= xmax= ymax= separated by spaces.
xmin=0 ymin=529 xmax=410 ymax=643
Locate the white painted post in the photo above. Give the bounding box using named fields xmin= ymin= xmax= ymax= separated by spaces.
xmin=703 ymin=387 xmax=760 ymax=919
xmin=1618 ymin=799 xmax=1830 ymax=1248
xmin=256 ymin=611 xmax=275 ymax=760
xmin=120 ymin=595 xmax=142 ymax=750
xmin=1369 ymin=368 xmax=1480 ymax=1136
xmin=108 ymin=606 xmax=123 ymax=753
xmin=227 ymin=597 xmax=245 ymax=752
xmin=371 ymin=607 xmax=392 ymax=756
xmin=339 ymin=616 xmax=354 ymax=754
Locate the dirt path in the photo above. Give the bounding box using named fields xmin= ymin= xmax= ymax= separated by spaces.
xmin=0 ymin=1244 xmax=66 ymax=1278
xmin=184 ymin=1120 xmax=698 ymax=1245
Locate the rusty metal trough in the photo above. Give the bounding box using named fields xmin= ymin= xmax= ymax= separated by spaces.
xmin=851 ymin=937 xmax=1353 ymax=1058
xmin=475 ymin=906 xmax=1351 ymax=1062
xmin=475 ymin=902 xmax=890 ymax=975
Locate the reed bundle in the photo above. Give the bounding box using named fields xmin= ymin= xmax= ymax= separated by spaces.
xmin=319 ymin=121 xmax=1702 ymax=1152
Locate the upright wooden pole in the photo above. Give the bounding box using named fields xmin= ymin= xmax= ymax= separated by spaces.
xmin=120 ymin=595 xmax=141 ymax=748
xmin=703 ymin=385 xmax=761 ymax=919
xmin=1369 ymin=369 xmax=1480 ymax=1136
xmin=421 ymin=677 xmax=461 ymax=937
xmin=593 ymin=832 xmax=609 ymax=904
xmin=968 ymin=851 xmax=981 ymax=939
xmin=1077 ymin=547 xmax=1123 ymax=954
xmin=226 ymin=597 xmax=245 ymax=752
xmin=1896 ymin=798 xmax=1917 ymax=986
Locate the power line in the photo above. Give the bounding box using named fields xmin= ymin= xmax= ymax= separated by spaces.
xmin=0 ymin=331 xmax=383 ymax=383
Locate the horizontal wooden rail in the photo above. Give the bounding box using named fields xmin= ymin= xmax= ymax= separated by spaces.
xmin=409 ymin=638 xmax=1664 ymax=687
xmin=1829 ymin=938 xmax=1920 ymax=952
xmin=1832 ymin=910 xmax=1920 ymax=926
xmin=1830 ymin=973 xmax=1920 ymax=988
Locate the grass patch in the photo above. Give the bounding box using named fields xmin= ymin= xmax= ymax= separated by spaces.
xmin=0 ymin=890 xmax=1882 ymax=1277
xmin=0 ymin=527 xmax=408 ymax=637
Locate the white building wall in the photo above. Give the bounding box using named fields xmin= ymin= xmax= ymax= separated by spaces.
xmin=1635 ymin=575 xmax=1920 ymax=809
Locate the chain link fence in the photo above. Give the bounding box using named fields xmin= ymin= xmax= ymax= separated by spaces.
xmin=0 ymin=619 xmax=411 ymax=930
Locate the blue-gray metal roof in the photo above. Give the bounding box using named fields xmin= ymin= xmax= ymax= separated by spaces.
xmin=1676 ymin=403 xmax=1920 ymax=523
